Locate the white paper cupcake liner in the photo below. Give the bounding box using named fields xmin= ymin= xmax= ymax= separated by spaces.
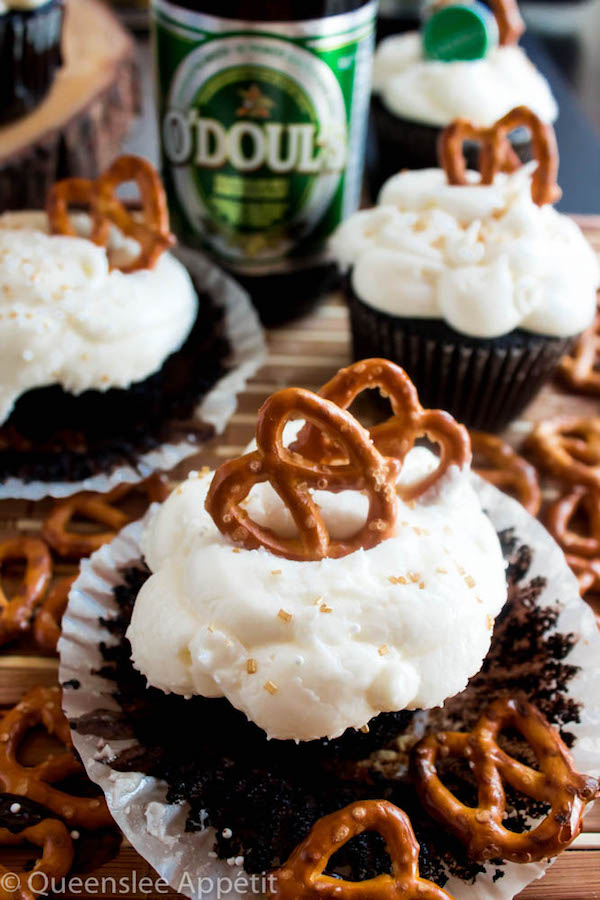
xmin=59 ymin=479 xmax=600 ymax=900
xmin=0 ymin=248 xmax=266 ymax=501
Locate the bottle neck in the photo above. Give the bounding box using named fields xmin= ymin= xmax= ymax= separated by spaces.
xmin=172 ymin=0 xmax=372 ymax=19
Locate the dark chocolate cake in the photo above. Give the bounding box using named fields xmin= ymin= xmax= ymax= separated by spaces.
xmin=68 ymin=528 xmax=581 ymax=888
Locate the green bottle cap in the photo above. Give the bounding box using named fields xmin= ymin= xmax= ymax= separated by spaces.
xmin=423 ymin=3 xmax=499 ymax=62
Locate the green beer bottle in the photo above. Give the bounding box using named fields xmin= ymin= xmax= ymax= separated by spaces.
xmin=152 ymin=0 xmax=377 ymax=324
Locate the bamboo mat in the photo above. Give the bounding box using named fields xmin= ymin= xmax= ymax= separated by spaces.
xmin=2 ymin=216 xmax=600 ymax=899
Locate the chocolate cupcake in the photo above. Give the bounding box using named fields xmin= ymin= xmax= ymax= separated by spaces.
xmin=369 ymin=0 xmax=557 ymax=196
xmin=333 ymin=111 xmax=599 ymax=431
xmin=0 ymin=155 xmax=264 ymax=494
xmin=0 ymin=0 xmax=64 ymax=125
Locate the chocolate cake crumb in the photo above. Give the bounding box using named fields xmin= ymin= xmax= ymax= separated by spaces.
xmin=83 ymin=530 xmax=583 ymax=888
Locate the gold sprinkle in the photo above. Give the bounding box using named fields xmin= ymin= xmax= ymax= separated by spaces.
xmin=408 ymin=572 xmax=421 ymax=584
xmin=360 ymin=725 xmax=370 ymax=734
xmin=278 ymin=609 xmax=292 ymax=623
xmin=465 ymin=575 xmax=476 ymax=589
xmin=314 ymin=595 xmax=324 ymax=606
xmin=486 ymin=615 xmax=495 ymax=631
xmin=246 ymin=659 xmax=257 ymax=675
xmin=456 ymin=564 xmax=466 ymax=576
xmin=264 ymin=681 xmax=279 ymax=695
xmin=419 ymin=582 xmax=425 ymax=590
xmin=271 ymin=570 xmax=282 ymax=576
xmin=320 ymin=604 xmax=333 ymax=614
xmin=378 ymin=645 xmax=388 ymax=656
xmin=407 ymin=500 xmax=416 ymax=510
xmin=436 ymin=567 xmax=447 ymax=574
xmin=208 ymin=624 xmax=214 ymax=634
xmin=232 ymin=548 xmax=241 ymax=554
xmin=476 ymin=595 xmax=483 ymax=604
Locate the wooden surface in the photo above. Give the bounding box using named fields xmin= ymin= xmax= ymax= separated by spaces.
xmin=1 ymin=216 xmax=600 ymax=898
xmin=0 ymin=0 xmax=139 ymax=211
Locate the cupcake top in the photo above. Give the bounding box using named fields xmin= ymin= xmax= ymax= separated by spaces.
xmin=0 ymin=210 xmax=197 ymax=425
xmin=127 ymin=360 xmax=507 ymax=742
xmin=332 ymin=114 xmax=599 ymax=339
xmin=373 ymin=31 xmax=558 ymax=127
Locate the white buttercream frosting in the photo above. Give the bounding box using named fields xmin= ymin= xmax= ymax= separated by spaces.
xmin=0 ymin=211 xmax=198 ymax=425
xmin=373 ymin=32 xmax=558 ymax=127
xmin=331 ymin=165 xmax=599 ymax=339
xmin=127 ymin=447 xmax=507 ymax=742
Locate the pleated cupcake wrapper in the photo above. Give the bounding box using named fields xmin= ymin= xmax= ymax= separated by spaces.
xmin=349 ymin=292 xmax=571 ymax=431
xmin=59 ymin=479 xmax=600 ymax=900
xmin=0 ymin=248 xmax=266 ymax=500
xmin=0 ymin=0 xmax=64 ymax=125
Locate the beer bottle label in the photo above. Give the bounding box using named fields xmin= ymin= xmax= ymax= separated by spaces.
xmin=152 ymin=1 xmax=377 ymax=274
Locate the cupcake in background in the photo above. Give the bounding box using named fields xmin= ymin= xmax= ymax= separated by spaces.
xmin=0 ymin=0 xmax=64 ymax=125
xmin=332 ymin=107 xmax=599 ymax=431
xmin=370 ymin=0 xmax=558 ymax=194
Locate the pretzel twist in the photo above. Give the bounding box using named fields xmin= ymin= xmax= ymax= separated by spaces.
xmin=470 ymin=431 xmax=541 ymax=516
xmin=33 ymin=575 xmax=77 ymax=653
xmin=0 ymin=819 xmax=74 ymax=900
xmin=0 ymin=686 xmax=112 ymax=829
xmin=486 ymin=0 xmax=525 ymax=44
xmin=47 ymin=155 xmax=175 ymax=272
xmin=291 ymin=359 xmax=471 ymax=503
xmin=546 ymin=486 xmax=600 ymax=596
xmin=206 ymin=387 xmax=402 ymax=561
xmin=413 ymin=697 xmax=599 ymax=863
xmin=525 ymin=417 xmax=600 ymax=489
xmin=0 ymin=538 xmax=52 ymax=647
xmin=269 ymin=800 xmax=454 ymax=899
xmin=42 ymin=474 xmax=172 ymax=559
xmin=439 ymin=106 xmax=561 ymax=206
xmin=559 ymin=311 xmax=600 ymax=394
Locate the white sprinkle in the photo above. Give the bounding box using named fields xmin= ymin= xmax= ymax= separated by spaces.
xmin=70 ymin=830 xmax=80 ymax=840
xmin=9 ymin=803 xmax=21 ymax=813
xmin=235 ymin=856 xmax=244 ymax=867
xmin=208 ymin=851 xmax=218 ymax=859
xmin=22 ymin=349 xmax=33 ymax=362
xmin=222 ymin=828 xmax=232 ymax=839
xmin=227 ymin=858 xmax=236 ymax=867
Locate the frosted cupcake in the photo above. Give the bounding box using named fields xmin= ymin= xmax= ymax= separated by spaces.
xmin=0 ymin=155 xmax=230 ymax=487
xmin=370 ymin=0 xmax=557 ymax=194
xmin=0 ymin=0 xmax=64 ymax=124
xmin=333 ymin=109 xmax=599 ymax=430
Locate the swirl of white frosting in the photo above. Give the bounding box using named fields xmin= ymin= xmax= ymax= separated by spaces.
xmin=331 ymin=165 xmax=599 ymax=339
xmin=373 ymin=32 xmax=558 ymax=127
xmin=127 ymin=448 xmax=507 ymax=742
xmin=0 ymin=212 xmax=198 ymax=425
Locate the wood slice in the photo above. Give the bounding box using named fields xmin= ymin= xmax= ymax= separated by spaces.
xmin=0 ymin=0 xmax=140 ymax=211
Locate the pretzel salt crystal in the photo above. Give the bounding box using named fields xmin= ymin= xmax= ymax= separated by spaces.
xmin=269 ymin=800 xmax=454 ymax=899
xmin=439 ymin=106 xmax=561 ymax=206
xmin=470 ymin=431 xmax=541 ymax=516
xmin=292 ymin=359 xmax=471 ymax=503
xmin=413 ymin=697 xmax=599 ymax=863
xmin=47 ymin=155 xmax=175 ymax=273
xmin=0 ymin=685 xmax=112 ymax=828
xmin=206 ymin=387 xmax=401 ymax=561
xmin=0 ymin=538 xmax=52 ymax=647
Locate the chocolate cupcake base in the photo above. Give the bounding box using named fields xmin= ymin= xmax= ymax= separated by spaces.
xmin=348 ymin=288 xmax=572 ymax=431
xmin=368 ymin=96 xmax=533 ymax=200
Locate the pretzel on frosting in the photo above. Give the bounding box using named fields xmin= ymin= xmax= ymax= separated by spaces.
xmin=47 ymin=155 xmax=175 ymax=273
xmin=269 ymin=800 xmax=454 ymax=900
xmin=525 ymin=417 xmax=600 ymax=489
xmin=0 ymin=538 xmax=52 ymax=647
xmin=470 ymin=431 xmax=541 ymax=516
xmin=33 ymin=575 xmax=77 ymax=653
xmin=206 ymin=388 xmax=401 ymax=561
xmin=413 ymin=697 xmax=599 ymax=863
xmin=0 ymin=819 xmax=74 ymax=900
xmin=559 ymin=310 xmax=600 ymax=395
xmin=42 ymin=474 xmax=171 ymax=559
xmin=546 ymin=486 xmax=600 ymax=595
xmin=439 ymin=106 xmax=561 ymax=206
xmin=0 ymin=685 xmax=113 ymax=829
xmin=291 ymin=359 xmax=471 ymax=503
xmin=486 ymin=0 xmax=525 ymax=44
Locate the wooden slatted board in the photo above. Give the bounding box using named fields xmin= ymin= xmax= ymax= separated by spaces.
xmin=1 ymin=217 xmax=600 ymax=899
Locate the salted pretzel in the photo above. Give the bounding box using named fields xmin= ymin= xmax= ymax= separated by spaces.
xmin=412 ymin=697 xmax=599 ymax=863
xmin=269 ymin=800 xmax=454 ymax=899
xmin=42 ymin=474 xmax=171 ymax=558
xmin=47 ymin=155 xmax=175 ymax=273
xmin=546 ymin=486 xmax=600 ymax=595
xmin=470 ymin=431 xmax=541 ymax=516
xmin=291 ymin=359 xmax=471 ymax=503
xmin=525 ymin=417 xmax=600 ymax=490
xmin=206 ymin=387 xmax=402 ymax=561
xmin=0 ymin=538 xmax=52 ymax=647
xmin=559 ymin=311 xmax=600 ymax=394
xmin=33 ymin=575 xmax=78 ymax=653
xmin=0 ymin=685 xmax=112 ymax=828
xmin=486 ymin=0 xmax=524 ymax=44
xmin=0 ymin=819 xmax=74 ymax=900
xmin=439 ymin=106 xmax=561 ymax=206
